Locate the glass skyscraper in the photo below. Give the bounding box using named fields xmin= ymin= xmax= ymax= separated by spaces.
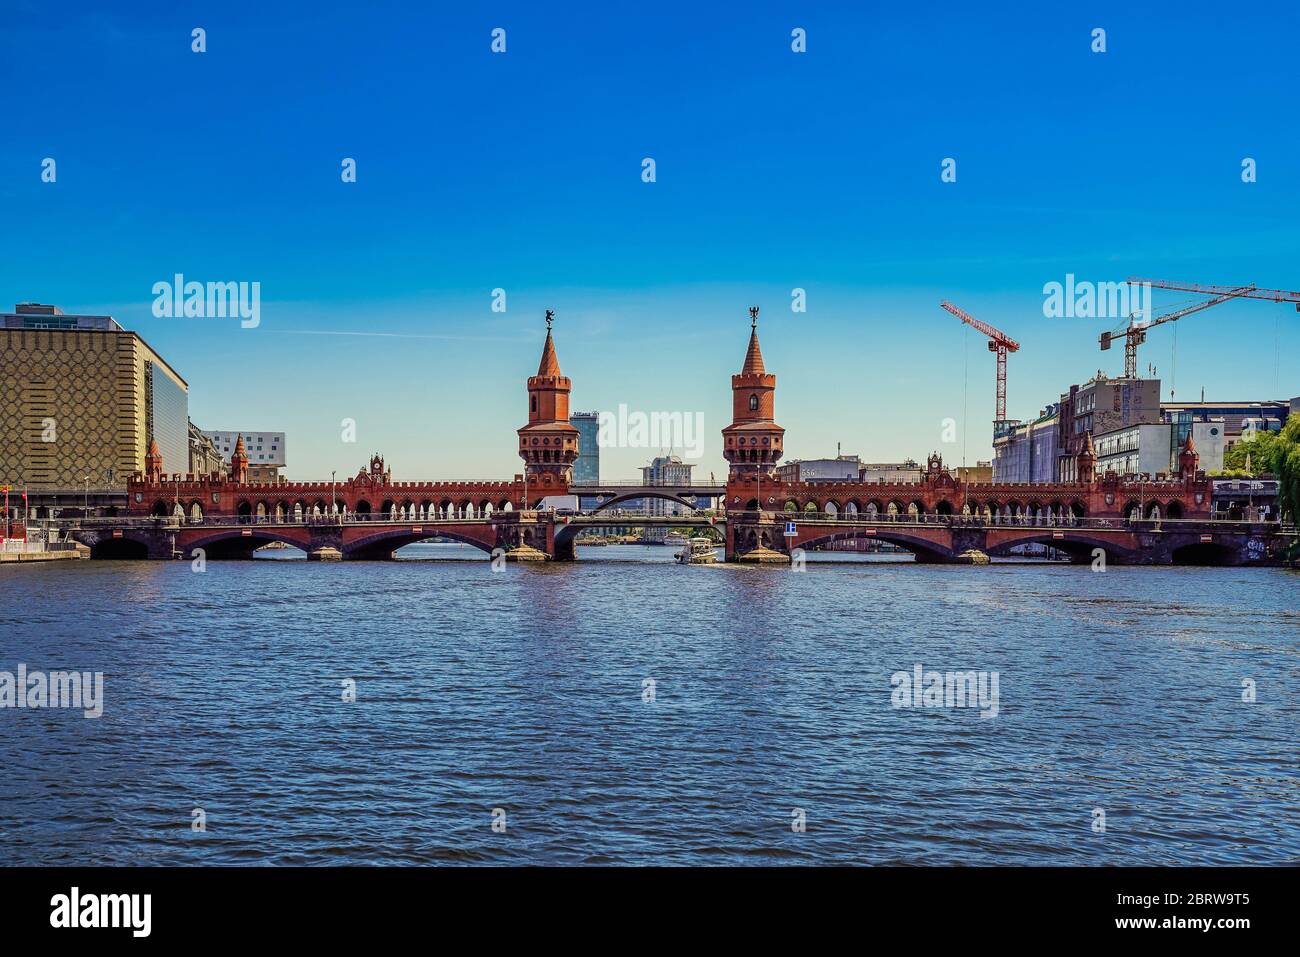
xmin=572 ymin=411 xmax=600 ymax=483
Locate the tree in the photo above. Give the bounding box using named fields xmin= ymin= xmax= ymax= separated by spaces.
xmin=1220 ymin=415 xmax=1299 ymax=524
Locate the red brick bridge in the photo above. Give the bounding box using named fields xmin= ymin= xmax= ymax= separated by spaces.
xmin=83 ymin=309 xmax=1291 ymax=566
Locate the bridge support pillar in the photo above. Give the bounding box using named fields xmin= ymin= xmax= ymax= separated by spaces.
xmin=492 ymin=511 xmax=558 ymax=561
xmin=726 ymin=514 xmax=791 ymax=564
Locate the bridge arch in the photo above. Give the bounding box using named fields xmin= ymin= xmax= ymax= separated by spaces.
xmin=1171 ymin=540 xmax=1235 ymax=565
xmin=187 ymin=527 xmax=313 ymax=559
xmin=588 ymin=489 xmax=709 ymax=514
xmin=796 ymin=529 xmax=954 ymax=563
xmin=87 ymin=536 xmax=150 ymax=560
xmin=344 ymin=526 xmax=498 ymax=560
xmin=984 ymin=532 xmax=1137 ymax=564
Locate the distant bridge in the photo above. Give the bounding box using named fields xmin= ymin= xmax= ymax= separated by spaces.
xmin=569 ymin=481 xmax=726 ymax=513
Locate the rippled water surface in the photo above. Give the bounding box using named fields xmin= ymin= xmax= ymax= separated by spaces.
xmin=2 ymin=545 xmax=1297 ymax=865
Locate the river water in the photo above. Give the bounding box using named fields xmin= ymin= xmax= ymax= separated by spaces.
xmin=1 ymin=545 xmax=1297 ymax=865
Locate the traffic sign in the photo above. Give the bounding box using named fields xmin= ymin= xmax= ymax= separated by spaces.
xmin=784 ymin=521 xmax=797 ymax=537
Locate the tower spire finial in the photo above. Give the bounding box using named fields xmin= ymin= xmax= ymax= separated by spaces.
xmin=545 ymin=309 xmax=554 ymax=331
xmin=749 ymin=305 xmax=759 ymax=330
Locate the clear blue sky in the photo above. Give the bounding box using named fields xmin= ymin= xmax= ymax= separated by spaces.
xmin=3 ymin=1 xmax=1298 ymax=480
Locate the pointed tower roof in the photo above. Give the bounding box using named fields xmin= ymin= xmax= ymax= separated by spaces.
xmin=1182 ymin=432 xmax=1197 ymax=454
xmin=147 ymin=438 xmax=161 ymax=458
xmin=742 ymin=327 xmax=766 ymax=375
xmin=537 ymin=329 xmax=562 ymax=376
xmin=233 ymin=434 xmax=247 ymax=456
xmin=535 ymin=308 xmax=563 ymax=376
xmin=1080 ymin=431 xmax=1096 ymax=458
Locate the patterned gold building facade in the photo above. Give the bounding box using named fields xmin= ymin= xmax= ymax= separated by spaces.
xmin=0 ymin=304 xmax=189 ymax=490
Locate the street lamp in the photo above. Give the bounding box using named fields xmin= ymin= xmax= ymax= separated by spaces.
xmin=82 ymin=474 xmax=90 ymax=514
xmin=331 ymin=470 xmax=337 ymax=520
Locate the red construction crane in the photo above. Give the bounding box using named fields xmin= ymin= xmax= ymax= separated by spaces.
xmin=939 ymin=301 xmax=1020 ymax=429
xmin=1101 ymin=286 xmax=1254 ymax=379
xmin=1128 ymin=277 xmax=1300 ymax=310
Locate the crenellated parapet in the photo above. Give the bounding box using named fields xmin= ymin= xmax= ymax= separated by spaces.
xmin=727 ymin=467 xmax=1212 ymax=520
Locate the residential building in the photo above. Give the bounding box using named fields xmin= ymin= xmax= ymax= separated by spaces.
xmin=188 ymin=422 xmax=226 ymax=478
xmin=955 ymin=461 xmax=993 ymax=483
xmin=638 ymin=453 xmax=695 ymax=541
xmin=859 ymin=459 xmax=923 ymax=484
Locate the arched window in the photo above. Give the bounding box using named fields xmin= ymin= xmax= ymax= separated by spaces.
xmin=748 ymin=394 xmax=759 ymax=412
xmin=530 ymin=395 xmax=537 ymax=413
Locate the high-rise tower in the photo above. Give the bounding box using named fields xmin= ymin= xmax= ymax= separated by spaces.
xmin=517 ymin=310 xmax=579 ymax=485
xmin=722 ymin=307 xmax=785 ymax=477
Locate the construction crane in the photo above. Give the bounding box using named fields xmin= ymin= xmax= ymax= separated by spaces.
xmin=1100 ymin=286 xmax=1254 ymax=379
xmin=939 ymin=301 xmax=1020 ymax=430
xmin=1128 ymin=277 xmax=1300 ymax=311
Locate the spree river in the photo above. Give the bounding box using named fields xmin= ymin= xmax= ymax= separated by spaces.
xmin=1 ymin=545 xmax=1297 ymax=866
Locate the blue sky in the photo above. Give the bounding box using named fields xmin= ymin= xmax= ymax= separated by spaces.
xmin=2 ymin=1 xmax=1298 ymax=480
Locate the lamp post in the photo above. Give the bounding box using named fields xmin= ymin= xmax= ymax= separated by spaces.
xmin=82 ymin=474 xmax=90 ymax=515
xmin=331 ymin=470 xmax=337 ymax=520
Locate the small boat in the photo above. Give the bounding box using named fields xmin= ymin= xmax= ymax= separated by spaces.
xmin=675 ymin=537 xmax=719 ymax=565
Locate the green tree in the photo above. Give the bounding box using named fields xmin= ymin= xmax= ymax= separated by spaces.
xmin=1220 ymin=415 xmax=1300 ymax=524
xmin=1277 ymin=415 xmax=1300 ymax=524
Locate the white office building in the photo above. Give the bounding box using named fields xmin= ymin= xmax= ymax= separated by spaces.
xmin=204 ymin=430 xmax=286 ymax=468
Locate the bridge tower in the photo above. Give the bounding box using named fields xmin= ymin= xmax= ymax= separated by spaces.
xmin=145 ymin=438 xmax=163 ymax=483
xmin=722 ymin=307 xmax=785 ymax=478
xmin=1178 ymin=433 xmax=1199 ymax=480
xmin=517 ymin=310 xmax=579 ymax=488
xmin=230 ymin=434 xmax=249 ymax=484
xmin=1076 ymin=432 xmax=1097 ymax=483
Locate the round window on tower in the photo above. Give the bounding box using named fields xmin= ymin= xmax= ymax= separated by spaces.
xmin=763 ymin=438 xmax=769 ymax=446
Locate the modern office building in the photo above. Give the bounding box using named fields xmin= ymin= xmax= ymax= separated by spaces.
xmin=571 ymin=411 xmax=601 ymax=510
xmin=0 ymin=303 xmax=189 ymax=491
xmin=775 ymin=455 xmax=861 ymax=483
xmin=571 ymin=411 xmax=600 ymax=483
xmin=204 ymin=430 xmax=286 ymax=480
xmin=1160 ymin=398 xmax=1298 ymax=453
xmin=1092 ymin=419 xmax=1225 ymax=478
